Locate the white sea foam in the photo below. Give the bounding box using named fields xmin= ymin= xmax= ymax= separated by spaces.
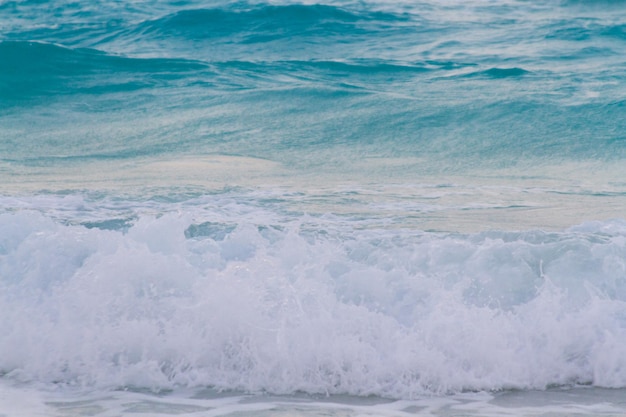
xmin=1 ymin=193 xmax=625 ymax=398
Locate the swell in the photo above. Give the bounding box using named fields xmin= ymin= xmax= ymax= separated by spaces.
xmin=461 ymin=67 xmax=530 ymax=79
xmin=1 ymin=3 xmax=418 ymax=59
xmin=0 ymin=40 xmax=454 ymax=108
xmin=543 ymin=19 xmax=626 ymax=42
xmin=3 ymin=1 xmax=626 ymax=61
xmin=129 ymin=4 xmax=410 ymax=42
xmin=2 ymin=2 xmax=625 ymax=170
xmin=0 ymin=40 xmax=522 ymax=99
xmin=0 ymin=41 xmax=209 ymax=104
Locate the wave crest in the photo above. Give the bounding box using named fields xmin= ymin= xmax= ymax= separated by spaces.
xmin=1 ymin=209 xmax=625 ymax=396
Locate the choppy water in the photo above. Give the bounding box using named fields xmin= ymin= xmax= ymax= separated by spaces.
xmin=1 ymin=0 xmax=626 ymax=415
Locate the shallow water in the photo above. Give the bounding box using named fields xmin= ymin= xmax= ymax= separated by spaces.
xmin=2 ymin=382 xmax=626 ymax=417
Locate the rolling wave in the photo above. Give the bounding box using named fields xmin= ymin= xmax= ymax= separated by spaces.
xmin=0 ymin=41 xmax=209 ymax=104
xmin=0 ymin=206 xmax=625 ymax=396
xmin=135 ymin=4 xmax=407 ymax=40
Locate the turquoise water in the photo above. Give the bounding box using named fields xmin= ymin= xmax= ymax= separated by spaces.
xmin=1 ymin=0 xmax=626 ymax=415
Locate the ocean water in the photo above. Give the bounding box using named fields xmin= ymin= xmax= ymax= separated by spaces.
xmin=2 ymin=0 xmax=626 ymax=415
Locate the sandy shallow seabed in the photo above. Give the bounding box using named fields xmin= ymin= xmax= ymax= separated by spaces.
xmin=2 ymin=156 xmax=625 ymax=233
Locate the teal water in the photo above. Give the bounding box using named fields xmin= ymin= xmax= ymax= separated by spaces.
xmin=1 ymin=1 xmax=626 ymax=414
xmin=2 ymin=1 xmax=625 ymax=172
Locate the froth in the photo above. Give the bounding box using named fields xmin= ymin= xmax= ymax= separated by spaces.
xmin=1 ymin=209 xmax=625 ymax=398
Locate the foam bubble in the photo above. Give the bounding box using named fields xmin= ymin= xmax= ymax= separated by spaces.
xmin=1 ymin=202 xmax=625 ymax=397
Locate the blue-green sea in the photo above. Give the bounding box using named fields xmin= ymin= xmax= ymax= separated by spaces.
xmin=1 ymin=0 xmax=626 ymax=415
